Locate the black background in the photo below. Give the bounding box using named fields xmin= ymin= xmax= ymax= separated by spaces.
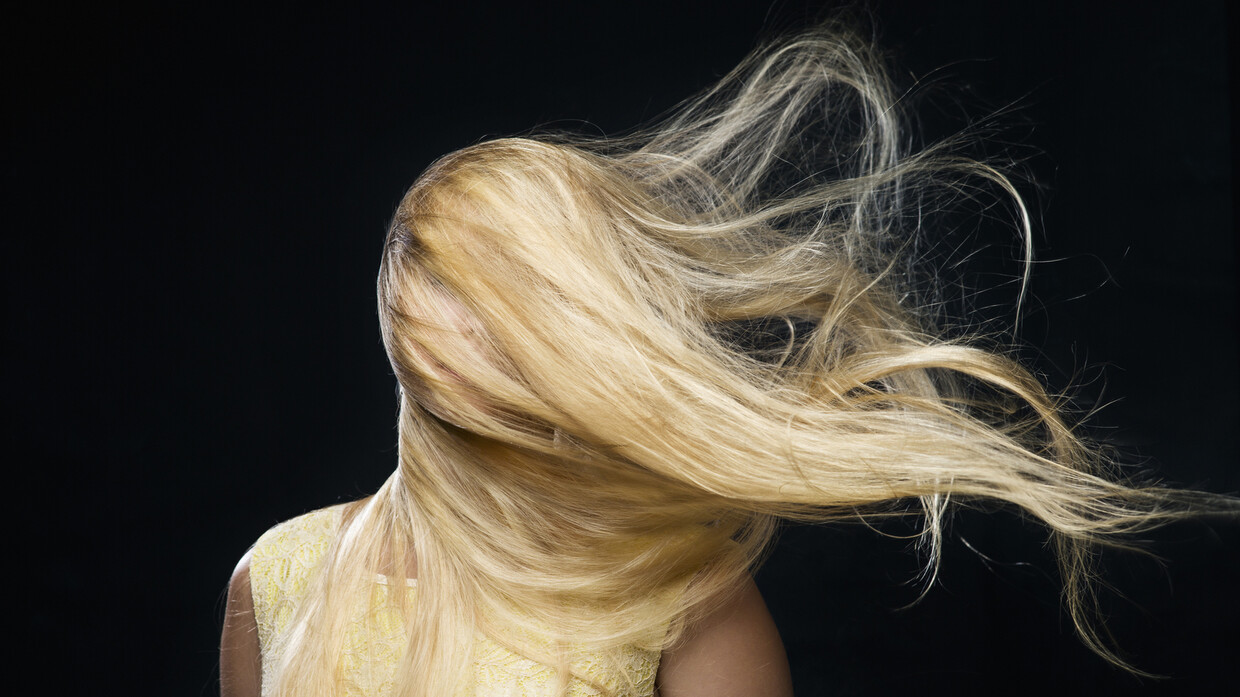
xmin=7 ymin=1 xmax=1237 ymax=695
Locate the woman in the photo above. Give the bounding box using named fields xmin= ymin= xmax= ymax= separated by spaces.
xmin=220 ymin=24 xmax=1232 ymax=697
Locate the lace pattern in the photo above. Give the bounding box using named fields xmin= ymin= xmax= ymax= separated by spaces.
xmin=248 ymin=506 xmax=662 ymax=696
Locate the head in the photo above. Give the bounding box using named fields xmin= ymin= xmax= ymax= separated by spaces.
xmin=377 ymin=131 xmax=756 ymax=600
xmin=377 ymin=138 xmax=746 ymax=467
xmin=378 ymin=140 xmax=634 ymax=439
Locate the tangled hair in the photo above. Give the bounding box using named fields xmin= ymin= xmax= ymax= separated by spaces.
xmin=266 ymin=24 xmax=1227 ymax=697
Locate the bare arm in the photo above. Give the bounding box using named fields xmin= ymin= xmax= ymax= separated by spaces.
xmin=655 ymin=575 xmax=794 ymax=697
xmin=220 ymin=551 xmax=262 ymax=697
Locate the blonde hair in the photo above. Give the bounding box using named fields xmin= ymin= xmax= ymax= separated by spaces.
xmin=266 ymin=25 xmax=1228 ymax=696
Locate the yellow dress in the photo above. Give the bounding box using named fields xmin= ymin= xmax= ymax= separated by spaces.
xmin=248 ymin=505 xmax=664 ymax=696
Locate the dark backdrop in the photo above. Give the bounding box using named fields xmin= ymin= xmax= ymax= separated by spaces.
xmin=7 ymin=1 xmax=1237 ymax=695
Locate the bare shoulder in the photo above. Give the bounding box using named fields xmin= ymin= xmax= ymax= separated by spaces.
xmin=227 ymin=549 xmax=254 ymax=603
xmin=221 ymin=549 xmax=262 ymax=697
xmin=655 ymin=575 xmax=793 ymax=697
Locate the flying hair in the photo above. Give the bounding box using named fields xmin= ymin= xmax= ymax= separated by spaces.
xmin=263 ymin=23 xmax=1235 ymax=697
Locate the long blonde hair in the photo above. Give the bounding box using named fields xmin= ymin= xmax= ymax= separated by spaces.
xmin=267 ymin=24 xmax=1225 ymax=696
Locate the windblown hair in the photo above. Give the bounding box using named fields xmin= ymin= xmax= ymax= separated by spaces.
xmin=266 ymin=25 xmax=1217 ymax=697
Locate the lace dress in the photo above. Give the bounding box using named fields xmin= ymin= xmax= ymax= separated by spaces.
xmin=249 ymin=505 xmax=665 ymax=696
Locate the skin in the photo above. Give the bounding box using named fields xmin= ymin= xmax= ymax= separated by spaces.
xmin=219 ymin=548 xmax=793 ymax=697
xmin=220 ymin=551 xmax=261 ymax=697
xmin=653 ymin=575 xmax=794 ymax=697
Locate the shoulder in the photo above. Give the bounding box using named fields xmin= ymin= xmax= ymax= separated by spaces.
xmin=224 ymin=549 xmax=256 ymax=631
xmin=249 ymin=503 xmax=348 ymax=585
xmin=247 ymin=504 xmax=349 ymax=648
xmin=250 ymin=504 xmax=346 ymax=570
xmin=655 ymin=575 xmax=793 ymax=697
xmin=227 ymin=548 xmax=255 ymax=601
xmin=221 ymin=550 xmax=262 ymax=697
